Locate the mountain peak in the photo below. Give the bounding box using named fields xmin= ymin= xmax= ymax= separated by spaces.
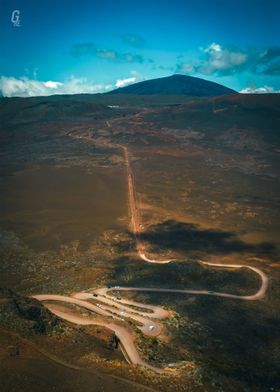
xmin=107 ymin=74 xmax=237 ymax=96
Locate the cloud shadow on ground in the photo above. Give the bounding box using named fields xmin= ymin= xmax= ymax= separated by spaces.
xmin=139 ymin=219 xmax=277 ymax=257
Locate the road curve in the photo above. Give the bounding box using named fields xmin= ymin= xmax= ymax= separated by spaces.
xmin=43 ymin=304 xmax=166 ymax=374
xmin=67 ymin=136 xmax=269 ymax=302
xmin=139 ymin=252 xmax=175 ymax=264
xmin=33 ymin=293 xmax=167 ymax=337
xmin=198 ymin=261 xmax=268 ymax=300
xmin=33 ymin=294 xmax=113 ymax=317
xmin=118 ymin=142 xmax=268 ymax=300
xmin=35 ymin=135 xmax=269 ymax=374
xmin=92 ymin=261 xmax=267 ymax=303
xmin=89 ymin=289 xmax=170 ymax=319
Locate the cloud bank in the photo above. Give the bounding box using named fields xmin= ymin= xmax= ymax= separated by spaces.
xmin=0 ymin=76 xmax=113 ymax=97
xmin=177 ymin=43 xmax=280 ymax=76
xmin=0 ymin=71 xmax=144 ymax=97
xmin=240 ymin=85 xmax=280 ymax=94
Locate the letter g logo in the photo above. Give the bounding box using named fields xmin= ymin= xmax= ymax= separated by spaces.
xmin=11 ymin=10 xmax=21 ymax=26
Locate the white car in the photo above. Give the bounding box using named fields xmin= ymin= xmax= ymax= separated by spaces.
xmin=148 ymin=325 xmax=155 ymax=331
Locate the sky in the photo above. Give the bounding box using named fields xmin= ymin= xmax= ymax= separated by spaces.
xmin=0 ymin=0 xmax=280 ymax=96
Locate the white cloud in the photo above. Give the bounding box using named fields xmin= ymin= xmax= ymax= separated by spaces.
xmin=0 ymin=76 xmax=113 ymax=97
xmin=204 ymin=43 xmax=222 ymax=53
xmin=0 ymin=72 xmax=147 ymax=97
xmin=44 ymin=81 xmax=63 ymax=88
xmin=115 ymin=77 xmax=137 ymax=88
xmin=176 ymin=43 xmax=249 ymax=76
xmin=198 ymin=42 xmax=248 ymax=75
xmin=115 ymin=70 xmax=144 ymax=88
xmin=240 ymin=85 xmax=280 ymax=94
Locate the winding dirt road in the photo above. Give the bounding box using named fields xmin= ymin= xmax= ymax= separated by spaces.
xmin=33 ymin=134 xmax=269 ymax=373
xmin=33 ymin=293 xmax=169 ymax=373
xmin=41 ymin=303 xmax=165 ymax=373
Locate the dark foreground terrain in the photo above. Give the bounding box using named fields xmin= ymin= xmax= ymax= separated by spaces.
xmin=0 ymin=92 xmax=280 ymax=391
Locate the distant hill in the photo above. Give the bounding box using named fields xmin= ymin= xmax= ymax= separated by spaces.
xmin=140 ymin=93 xmax=280 ymax=145
xmin=107 ymin=74 xmax=237 ymax=96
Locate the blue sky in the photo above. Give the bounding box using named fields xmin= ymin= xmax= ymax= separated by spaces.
xmin=0 ymin=0 xmax=280 ymax=96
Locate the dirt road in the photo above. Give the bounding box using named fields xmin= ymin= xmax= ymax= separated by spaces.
xmin=118 ymin=142 xmax=268 ymax=301
xmin=33 ymin=133 xmax=269 ymax=373
xmin=33 ymin=293 xmax=168 ymax=373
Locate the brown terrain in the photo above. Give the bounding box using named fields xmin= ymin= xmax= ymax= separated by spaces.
xmin=0 ymin=93 xmax=280 ymax=391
